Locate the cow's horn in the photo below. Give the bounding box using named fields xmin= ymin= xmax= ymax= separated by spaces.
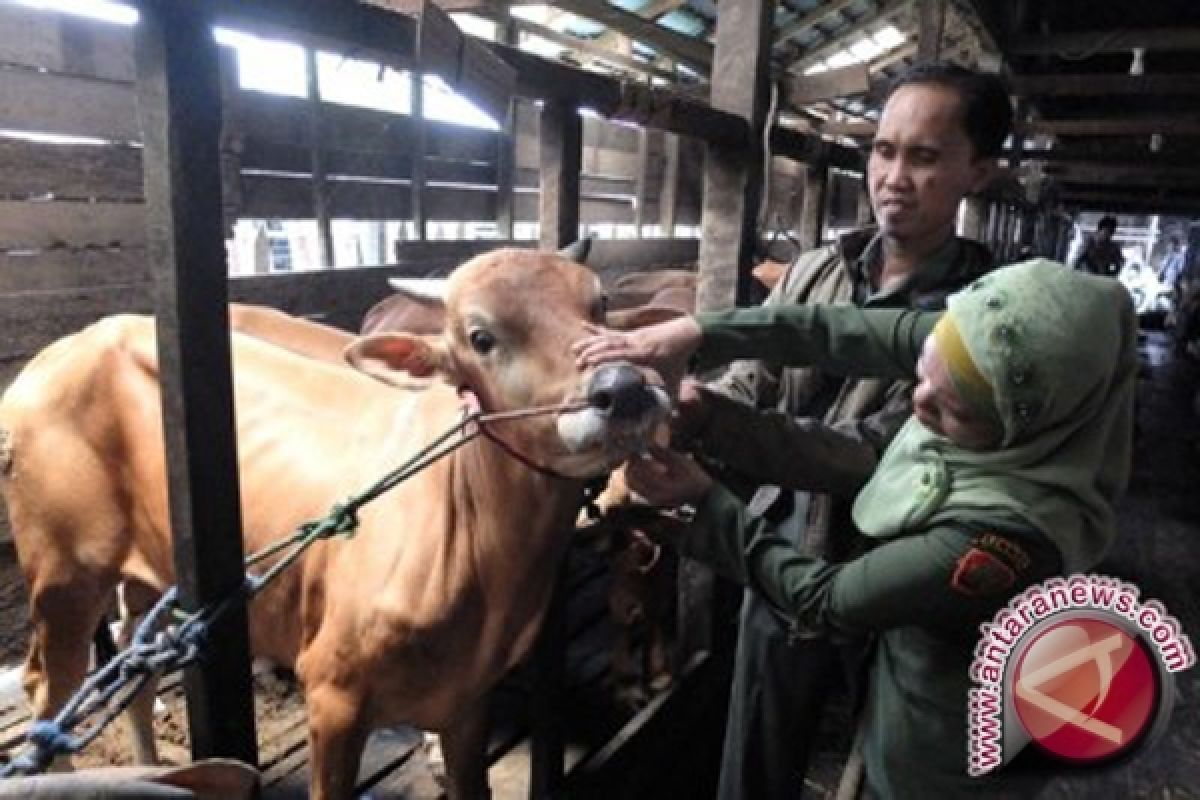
xmin=558 ymin=235 xmax=593 ymax=264
xmin=387 ymin=277 xmax=447 ymax=305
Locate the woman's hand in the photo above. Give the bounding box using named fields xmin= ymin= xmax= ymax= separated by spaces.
xmin=572 ymin=315 xmax=703 ymax=376
xmin=625 ymin=444 xmax=714 ymax=508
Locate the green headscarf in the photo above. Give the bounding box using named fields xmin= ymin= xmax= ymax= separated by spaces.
xmin=852 ymin=260 xmax=1138 ymax=573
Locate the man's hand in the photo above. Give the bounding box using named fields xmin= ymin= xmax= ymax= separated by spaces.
xmin=671 ymin=378 xmax=713 ymax=442
xmin=625 ymin=444 xmax=714 ymax=508
xmin=572 ymin=315 xmax=703 ymax=377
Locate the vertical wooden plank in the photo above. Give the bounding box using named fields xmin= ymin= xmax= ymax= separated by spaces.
xmin=134 ymin=0 xmax=258 ymax=767
xmin=856 ymin=179 xmax=874 ymax=227
xmin=690 ymin=0 xmax=775 ymax=662
xmin=696 ymin=0 xmax=773 ymax=310
xmin=529 ymin=574 xmax=568 ymax=799
xmin=530 ymin=95 xmax=582 ymax=798
xmin=538 ymin=100 xmax=582 ymax=250
xmin=798 ymin=162 xmax=829 ymax=250
xmin=412 ymin=70 xmax=428 ymax=241
xmin=917 ymin=0 xmax=946 ymax=63
xmin=634 ymin=127 xmax=650 ymax=236
xmin=961 ymin=194 xmax=988 ymax=241
xmin=306 ymin=47 xmax=335 ymax=268
xmin=496 ymin=17 xmax=519 ymax=240
xmin=659 ymin=132 xmax=681 ymax=236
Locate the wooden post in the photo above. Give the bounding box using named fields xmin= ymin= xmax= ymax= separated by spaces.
xmin=529 ymin=97 xmax=582 ymax=798
xmin=691 ymin=0 xmax=776 ymax=661
xmin=962 ymin=194 xmax=988 ymax=241
xmin=496 ymin=16 xmax=518 ymax=240
xmin=916 ymin=0 xmax=946 ymax=63
xmin=798 ymin=162 xmax=829 ymax=250
xmin=306 ymin=46 xmax=335 ymax=268
xmin=635 ymin=127 xmax=650 ymax=236
xmin=412 ymin=69 xmax=428 ymax=241
xmin=660 ymin=132 xmax=681 ymax=237
xmin=134 ymin=0 xmax=257 ymax=766
xmin=538 ymin=99 xmax=582 ymax=249
xmin=856 ymin=179 xmax=874 ymax=227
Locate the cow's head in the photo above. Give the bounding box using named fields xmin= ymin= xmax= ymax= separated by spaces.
xmin=345 ymin=249 xmax=670 ymax=477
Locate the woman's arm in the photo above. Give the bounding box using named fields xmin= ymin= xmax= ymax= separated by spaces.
xmin=694 ymin=305 xmax=940 ymax=381
xmin=683 ymin=483 xmax=1060 ymax=639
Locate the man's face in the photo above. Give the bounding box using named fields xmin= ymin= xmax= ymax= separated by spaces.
xmin=1097 ymin=227 xmax=1114 ymax=243
xmin=868 ymin=84 xmax=992 ymax=245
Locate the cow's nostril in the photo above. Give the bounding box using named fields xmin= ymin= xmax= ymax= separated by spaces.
xmin=587 ymin=363 xmax=653 ymax=419
xmin=590 ymin=389 xmax=615 ymax=412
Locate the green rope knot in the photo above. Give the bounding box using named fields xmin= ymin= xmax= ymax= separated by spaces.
xmin=328 ymin=502 xmax=360 ymax=538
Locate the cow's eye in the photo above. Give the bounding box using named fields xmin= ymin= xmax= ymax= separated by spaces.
xmin=468 ymin=329 xmax=496 ymax=355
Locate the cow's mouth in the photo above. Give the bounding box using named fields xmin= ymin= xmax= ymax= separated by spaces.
xmin=556 ymin=383 xmax=670 ymax=467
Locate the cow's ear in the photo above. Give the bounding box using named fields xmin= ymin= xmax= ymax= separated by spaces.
xmin=605 ymin=305 xmax=687 ymax=331
xmin=344 ymin=333 xmax=447 ymax=385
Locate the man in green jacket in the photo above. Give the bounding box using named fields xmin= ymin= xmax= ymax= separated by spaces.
xmin=669 ymin=63 xmax=1013 ymax=799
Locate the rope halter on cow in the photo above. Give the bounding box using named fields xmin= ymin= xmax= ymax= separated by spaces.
xmin=0 ymin=395 xmax=609 ymax=778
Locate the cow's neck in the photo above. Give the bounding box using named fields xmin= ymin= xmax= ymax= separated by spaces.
xmin=449 ymin=433 xmax=585 ymax=643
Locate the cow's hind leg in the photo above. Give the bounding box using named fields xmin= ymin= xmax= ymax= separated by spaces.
xmin=306 ymin=682 xmax=370 ymax=800
xmin=21 ymin=568 xmax=113 ymax=769
xmin=115 ymin=581 xmax=161 ymax=765
xmin=440 ymin=705 xmax=490 ymax=800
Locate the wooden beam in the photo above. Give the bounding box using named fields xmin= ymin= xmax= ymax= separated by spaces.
xmin=363 ymin=0 xmax=503 ymax=12
xmin=1012 ymin=73 xmax=1200 ymax=97
xmin=548 ymin=0 xmax=713 ymax=72
xmin=798 ymin=162 xmax=829 ymax=249
xmin=961 ymin=194 xmax=987 ymax=241
xmin=415 ymin=0 xmax=516 ymax=125
xmin=782 ymin=63 xmax=870 ymax=106
xmin=690 ymin=0 xmax=776 ymax=664
xmin=856 ymin=179 xmax=874 ymax=226
xmin=788 ymin=0 xmax=911 ymax=72
xmin=496 ymin=19 xmax=518 ymax=239
xmin=0 ymin=201 xmax=144 ymax=251
xmin=134 ymin=0 xmax=258 ymax=767
xmin=594 ymin=0 xmax=689 ymax=52
xmin=916 ymin=0 xmax=946 ymax=63
xmin=1023 ymin=117 xmax=1200 ymax=137
xmin=305 ymin=47 xmax=334 ymax=267
xmin=1007 ymin=149 xmax=1200 ymax=167
xmin=1048 ymin=165 xmax=1200 ymax=188
xmin=819 ymin=120 xmax=877 ymax=137
xmin=1059 ymin=191 xmax=1200 ymax=214
xmin=511 ymin=18 xmax=678 ymax=82
xmin=1010 ymin=28 xmax=1200 ymax=57
xmin=539 ymin=100 xmax=583 ymax=249
xmin=634 ymin=128 xmax=651 ymax=234
xmin=659 ymin=132 xmax=681 ymax=234
xmin=775 ymin=0 xmax=857 ymax=45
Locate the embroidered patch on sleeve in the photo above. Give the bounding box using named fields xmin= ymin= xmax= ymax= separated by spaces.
xmin=951 ymin=547 xmax=1016 ymax=597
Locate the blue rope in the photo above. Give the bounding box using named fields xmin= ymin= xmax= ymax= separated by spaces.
xmin=1 ymin=409 xmax=487 ymax=778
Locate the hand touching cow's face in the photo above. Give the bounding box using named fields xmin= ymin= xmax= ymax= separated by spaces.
xmin=346 ymin=249 xmax=669 ymax=478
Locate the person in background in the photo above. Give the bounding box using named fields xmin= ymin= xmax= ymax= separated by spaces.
xmin=1073 ymin=215 xmax=1124 ymax=277
xmin=664 ymin=62 xmax=1010 ymax=799
xmin=573 ymin=259 xmax=1137 ymax=797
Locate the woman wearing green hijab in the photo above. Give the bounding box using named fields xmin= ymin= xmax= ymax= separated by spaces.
xmin=573 ymin=260 xmax=1138 ymax=796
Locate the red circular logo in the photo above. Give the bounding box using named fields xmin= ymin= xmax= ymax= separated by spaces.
xmin=1013 ymin=617 xmax=1158 ymax=763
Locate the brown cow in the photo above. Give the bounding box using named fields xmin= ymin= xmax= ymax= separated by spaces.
xmin=0 ymin=250 xmax=669 ymax=800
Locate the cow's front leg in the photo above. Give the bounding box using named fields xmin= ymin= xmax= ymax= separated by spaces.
xmin=439 ymin=704 xmax=490 ymax=800
xmin=306 ymin=683 xmax=369 ymax=800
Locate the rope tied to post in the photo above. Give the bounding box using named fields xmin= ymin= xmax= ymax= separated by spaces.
xmin=1 ymin=395 xmax=600 ymax=778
